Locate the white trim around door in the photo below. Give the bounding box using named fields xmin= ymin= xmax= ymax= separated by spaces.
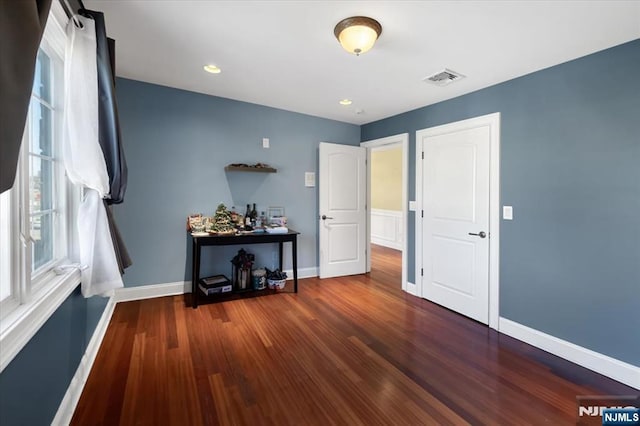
xmin=361 ymin=134 xmax=409 ymax=292
xmin=415 ymin=113 xmax=501 ymax=330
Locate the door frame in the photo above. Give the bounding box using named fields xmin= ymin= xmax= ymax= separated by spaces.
xmin=415 ymin=113 xmax=501 ymax=330
xmin=361 ymin=133 xmax=409 ymax=291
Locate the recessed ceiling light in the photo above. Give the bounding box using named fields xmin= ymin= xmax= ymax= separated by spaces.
xmin=339 ymin=99 xmax=352 ymax=105
xmin=203 ymin=64 xmax=221 ymax=74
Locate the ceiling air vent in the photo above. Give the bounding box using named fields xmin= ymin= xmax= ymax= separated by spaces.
xmin=423 ymin=68 xmax=465 ymax=86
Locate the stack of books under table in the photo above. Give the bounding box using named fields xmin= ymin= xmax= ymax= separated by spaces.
xmin=199 ymin=275 xmax=232 ymax=296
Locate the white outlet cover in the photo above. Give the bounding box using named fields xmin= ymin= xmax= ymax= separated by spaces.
xmin=262 ymin=138 xmax=269 ymax=148
xmin=305 ymin=172 xmax=315 ymax=187
xmin=503 ymin=205 xmax=513 ymax=220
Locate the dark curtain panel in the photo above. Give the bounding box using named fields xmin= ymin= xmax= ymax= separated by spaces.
xmin=0 ymin=0 xmax=53 ymax=193
xmin=82 ymin=9 xmax=131 ymax=271
xmin=82 ymin=9 xmax=128 ymax=204
xmin=105 ymin=201 xmax=132 ymax=272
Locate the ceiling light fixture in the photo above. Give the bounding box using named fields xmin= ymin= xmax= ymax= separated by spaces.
xmin=339 ymin=99 xmax=352 ymax=105
xmin=203 ymin=64 xmax=221 ymax=74
xmin=334 ymin=16 xmax=382 ymax=56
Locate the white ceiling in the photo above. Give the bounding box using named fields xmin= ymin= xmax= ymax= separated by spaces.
xmin=84 ymin=1 xmax=640 ymax=125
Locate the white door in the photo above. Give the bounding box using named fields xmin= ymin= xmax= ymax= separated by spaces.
xmin=319 ymin=142 xmax=366 ymax=278
xmin=418 ymin=122 xmax=491 ymax=324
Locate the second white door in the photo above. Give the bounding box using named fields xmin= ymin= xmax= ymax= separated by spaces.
xmin=318 ymin=142 xmax=366 ymax=278
xmin=418 ymin=119 xmax=491 ymax=324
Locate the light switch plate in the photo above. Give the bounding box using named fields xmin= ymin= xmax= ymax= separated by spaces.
xmin=305 ymin=172 xmax=315 ymax=187
xmin=503 ymin=205 xmax=513 ymax=220
xmin=409 ymin=201 xmax=417 ymax=211
xmin=262 ymin=138 xmax=269 ymax=148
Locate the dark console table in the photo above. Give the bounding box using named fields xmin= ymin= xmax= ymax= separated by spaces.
xmin=190 ymin=230 xmax=299 ymax=308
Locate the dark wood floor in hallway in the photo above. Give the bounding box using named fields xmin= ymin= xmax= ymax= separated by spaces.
xmin=72 ymin=245 xmax=636 ymax=425
xmin=370 ymin=243 xmax=402 ymax=288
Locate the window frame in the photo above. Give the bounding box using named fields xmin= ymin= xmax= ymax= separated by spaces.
xmin=0 ymin=0 xmax=81 ymax=373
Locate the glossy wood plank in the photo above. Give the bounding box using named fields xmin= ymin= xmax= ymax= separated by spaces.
xmin=72 ymin=245 xmax=636 ymax=425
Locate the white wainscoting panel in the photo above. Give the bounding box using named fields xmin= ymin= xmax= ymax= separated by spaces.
xmin=371 ymin=209 xmax=403 ymax=250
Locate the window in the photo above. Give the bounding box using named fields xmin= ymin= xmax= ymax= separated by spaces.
xmin=28 ymin=47 xmax=68 ymax=275
xmin=0 ymin=21 xmax=66 ymax=314
xmin=0 ymin=1 xmax=78 ymax=372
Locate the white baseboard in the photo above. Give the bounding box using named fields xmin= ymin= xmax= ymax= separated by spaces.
xmin=52 ymin=296 xmax=116 ymax=426
xmin=284 ymin=266 xmax=317 ymax=280
xmin=114 ymin=269 xmax=317 ymax=303
xmin=114 ymin=281 xmax=190 ymax=302
xmin=405 ymin=281 xmax=418 ymax=296
xmin=499 ymin=317 xmax=640 ymax=390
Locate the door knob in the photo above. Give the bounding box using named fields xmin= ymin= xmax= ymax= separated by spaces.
xmin=468 ymin=231 xmax=487 ymax=238
xmin=321 ymin=215 xmax=334 ymax=220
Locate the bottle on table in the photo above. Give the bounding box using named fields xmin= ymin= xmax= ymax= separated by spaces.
xmin=244 ymin=204 xmax=251 ymax=227
xmin=251 ymin=203 xmax=258 ymax=226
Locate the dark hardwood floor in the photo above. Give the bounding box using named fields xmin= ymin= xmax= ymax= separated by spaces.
xmin=370 ymin=243 xmax=402 ymax=289
xmin=72 ymin=245 xmax=636 ymax=425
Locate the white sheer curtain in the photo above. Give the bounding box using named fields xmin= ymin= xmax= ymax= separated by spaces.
xmin=63 ymin=16 xmax=123 ymax=297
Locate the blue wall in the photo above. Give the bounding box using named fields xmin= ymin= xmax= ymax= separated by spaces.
xmin=113 ymin=79 xmax=361 ymax=286
xmin=362 ymin=39 xmax=640 ymax=366
xmin=0 ymin=288 xmax=108 ymax=425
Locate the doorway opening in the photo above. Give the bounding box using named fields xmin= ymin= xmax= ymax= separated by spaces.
xmin=361 ymin=134 xmax=408 ymax=291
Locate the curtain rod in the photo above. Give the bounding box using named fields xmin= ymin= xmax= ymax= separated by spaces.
xmin=60 ymin=0 xmax=86 ymax=16
xmin=60 ymin=0 xmax=88 ymax=27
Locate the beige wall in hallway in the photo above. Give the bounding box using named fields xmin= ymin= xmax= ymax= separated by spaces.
xmin=371 ymin=146 xmax=402 ymax=210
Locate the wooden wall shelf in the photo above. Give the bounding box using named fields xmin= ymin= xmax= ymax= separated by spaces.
xmin=224 ymin=165 xmax=277 ymax=173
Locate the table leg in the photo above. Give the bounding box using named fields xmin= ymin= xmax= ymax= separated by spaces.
xmin=192 ymin=240 xmax=201 ymax=308
xmin=292 ymin=236 xmax=298 ymax=293
xmin=278 ymin=241 xmax=283 ymax=270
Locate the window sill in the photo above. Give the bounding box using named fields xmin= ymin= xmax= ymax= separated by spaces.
xmin=0 ymin=267 xmax=81 ymax=372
